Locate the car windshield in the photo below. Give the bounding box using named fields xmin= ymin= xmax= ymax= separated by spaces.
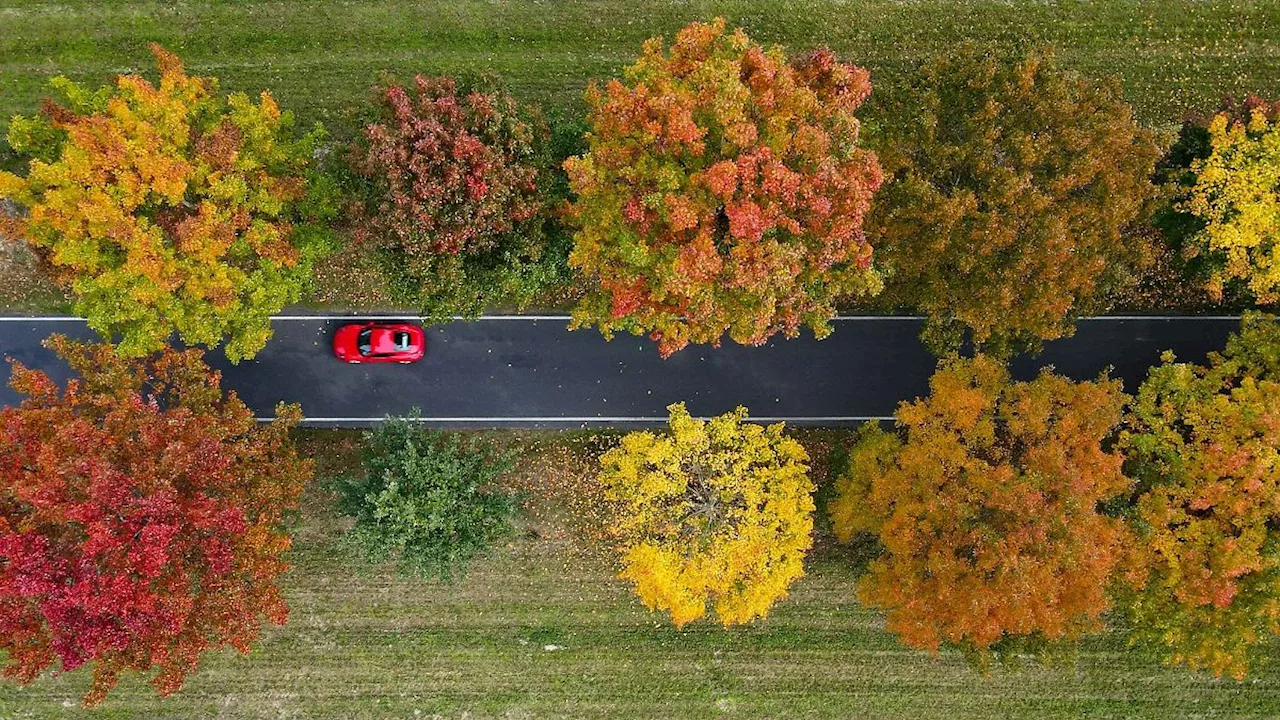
xmin=357 ymin=328 xmax=373 ymax=356
xmin=394 ymin=331 xmax=411 ymax=350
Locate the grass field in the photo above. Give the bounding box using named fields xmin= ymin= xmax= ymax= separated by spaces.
xmin=1 ymin=0 xmax=1279 ymax=139
xmin=3 ymin=0 xmax=1279 ymax=313
xmin=3 ymin=429 xmax=1280 ymax=719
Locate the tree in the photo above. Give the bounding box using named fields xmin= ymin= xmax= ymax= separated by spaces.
xmin=1175 ymin=99 xmax=1280 ymax=303
xmin=829 ymin=357 xmax=1132 ymax=660
xmin=1118 ymin=313 xmax=1280 ymax=679
xmin=564 ymin=19 xmax=883 ymax=357
xmin=0 ymin=44 xmax=336 ymax=362
xmin=867 ymin=44 xmax=1160 ymax=356
xmin=331 ymin=415 xmax=519 ymax=581
xmin=345 ymin=75 xmax=558 ymax=317
xmin=600 ymin=403 xmax=814 ymax=627
xmin=0 ymin=336 xmax=309 ymax=706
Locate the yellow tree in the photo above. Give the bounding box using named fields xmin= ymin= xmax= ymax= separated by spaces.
xmin=829 ymin=357 xmax=1133 ymax=661
xmin=600 ymin=403 xmax=814 ymax=627
xmin=1179 ymin=102 xmax=1280 ymax=302
xmin=0 ymin=45 xmax=334 ymax=362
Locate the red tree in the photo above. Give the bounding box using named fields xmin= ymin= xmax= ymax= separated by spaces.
xmin=345 ymin=75 xmax=549 ymax=316
xmin=0 ymin=337 xmax=310 ymax=705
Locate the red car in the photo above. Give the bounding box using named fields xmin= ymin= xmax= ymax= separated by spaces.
xmin=333 ymin=322 xmax=426 ymax=364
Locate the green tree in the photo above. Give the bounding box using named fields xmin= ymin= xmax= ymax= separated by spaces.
xmin=867 ymin=44 xmax=1160 ymax=356
xmin=332 ymin=415 xmax=520 ymax=581
xmin=0 ymin=45 xmax=336 ymax=361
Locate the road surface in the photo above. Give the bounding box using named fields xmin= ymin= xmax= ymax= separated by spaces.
xmin=0 ymin=315 xmax=1242 ymax=427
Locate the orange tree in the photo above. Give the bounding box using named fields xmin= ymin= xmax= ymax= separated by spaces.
xmin=828 ymin=357 xmax=1132 ymax=661
xmin=1117 ymin=313 xmax=1280 ymax=679
xmin=0 ymin=45 xmax=336 ymax=362
xmin=564 ymin=19 xmax=883 ymax=357
xmin=867 ymin=44 xmax=1160 ymax=356
xmin=345 ymin=75 xmax=557 ymax=317
xmin=599 ymin=403 xmax=814 ymax=627
xmin=0 ymin=337 xmax=309 ymax=706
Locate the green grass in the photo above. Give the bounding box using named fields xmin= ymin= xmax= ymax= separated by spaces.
xmin=3 ymin=0 xmax=1279 ymax=313
xmin=4 ymin=429 xmax=1280 ymax=719
xmin=1 ymin=0 xmax=1278 ymax=142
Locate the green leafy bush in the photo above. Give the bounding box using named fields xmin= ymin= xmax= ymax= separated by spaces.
xmin=332 ymin=416 xmax=520 ymax=581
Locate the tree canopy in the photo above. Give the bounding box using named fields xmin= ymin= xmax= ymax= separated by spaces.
xmin=1118 ymin=313 xmax=1280 ymax=679
xmin=830 ymin=357 xmax=1132 ymax=660
xmin=600 ymin=403 xmax=814 ymax=627
xmin=1176 ymin=99 xmax=1280 ymax=303
xmin=0 ymin=336 xmax=309 ymax=705
xmin=0 ymin=44 xmax=335 ymax=361
xmin=565 ymin=19 xmax=883 ymax=356
xmin=867 ymin=44 xmax=1160 ymax=356
xmin=331 ymin=415 xmax=519 ymax=581
xmin=345 ymin=75 xmax=555 ymax=317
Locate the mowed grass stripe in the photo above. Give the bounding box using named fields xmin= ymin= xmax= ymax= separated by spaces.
xmin=1 ymin=0 xmax=1278 ymax=140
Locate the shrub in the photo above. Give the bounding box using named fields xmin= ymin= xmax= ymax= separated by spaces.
xmin=0 ymin=336 xmax=309 ymax=705
xmin=332 ymin=416 xmax=519 ymax=581
xmin=345 ymin=75 xmax=557 ymax=317
xmin=0 ymin=44 xmax=336 ymax=362
xmin=564 ymin=19 xmax=883 ymax=357
xmin=600 ymin=403 xmax=814 ymax=627
xmin=867 ymin=44 xmax=1161 ymax=356
xmin=829 ymin=357 xmax=1132 ymax=662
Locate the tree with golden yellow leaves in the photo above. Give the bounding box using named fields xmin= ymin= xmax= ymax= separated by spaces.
xmin=600 ymin=403 xmax=814 ymax=627
xmin=1178 ymin=100 xmax=1280 ymax=302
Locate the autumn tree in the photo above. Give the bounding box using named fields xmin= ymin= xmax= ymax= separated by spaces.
xmin=331 ymin=414 xmax=519 ymax=581
xmin=1170 ymin=98 xmax=1280 ymax=303
xmin=867 ymin=44 xmax=1160 ymax=356
xmin=0 ymin=44 xmax=336 ymax=362
xmin=600 ymin=403 xmax=814 ymax=627
xmin=345 ymin=75 xmax=559 ymax=317
xmin=0 ymin=336 xmax=309 ymax=706
xmin=1117 ymin=313 xmax=1280 ymax=678
xmin=564 ymin=19 xmax=883 ymax=357
xmin=829 ymin=357 xmax=1132 ymax=660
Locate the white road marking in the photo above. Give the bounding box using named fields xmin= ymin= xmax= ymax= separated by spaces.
xmin=0 ymin=314 xmax=1249 ymax=322
xmin=256 ymin=416 xmax=894 ymax=423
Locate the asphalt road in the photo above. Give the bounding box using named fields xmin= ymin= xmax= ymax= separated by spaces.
xmin=0 ymin=315 xmax=1242 ymax=427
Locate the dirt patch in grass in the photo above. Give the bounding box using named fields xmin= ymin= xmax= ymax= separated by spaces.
xmin=303 ymin=237 xmax=403 ymax=312
xmin=0 ymin=236 xmax=70 ymax=314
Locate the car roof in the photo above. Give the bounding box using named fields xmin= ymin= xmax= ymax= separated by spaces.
xmin=366 ymin=327 xmax=413 ymax=354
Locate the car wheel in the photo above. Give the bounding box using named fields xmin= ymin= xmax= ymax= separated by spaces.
xmin=399 ymin=360 xmax=411 ymax=364
xmin=348 ymin=360 xmax=361 ymax=364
